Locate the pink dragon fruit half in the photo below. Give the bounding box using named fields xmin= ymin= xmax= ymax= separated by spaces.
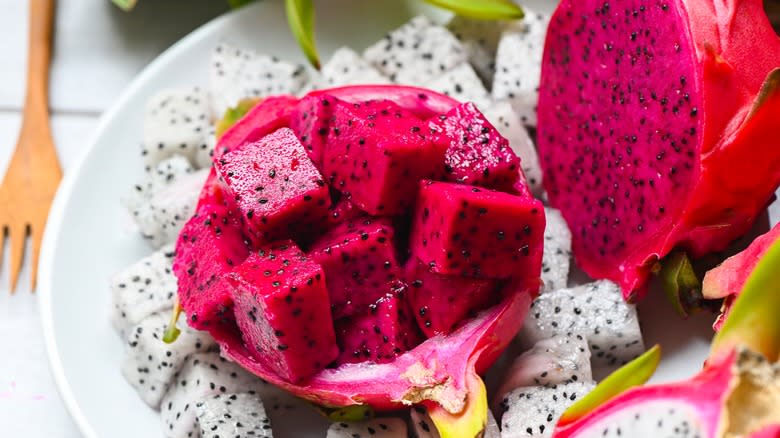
xmin=173 ymin=85 xmax=544 ymax=436
xmin=537 ymin=0 xmax=780 ymax=298
xmin=552 ymin=238 xmax=780 ymax=438
xmin=703 ymin=222 xmax=780 ymax=331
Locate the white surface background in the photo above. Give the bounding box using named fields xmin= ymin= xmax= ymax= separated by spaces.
xmin=0 ymin=1 xmax=228 ymax=435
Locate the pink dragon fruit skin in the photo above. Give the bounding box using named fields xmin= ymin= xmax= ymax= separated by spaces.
xmin=228 ymin=240 xmax=338 ymax=383
xmin=214 ymin=95 xmax=298 ymax=159
xmin=215 ymin=128 xmax=331 ymax=243
xmin=404 ymin=259 xmax=499 ymax=337
xmin=537 ymin=0 xmax=780 ymax=298
xmin=703 ymin=222 xmax=780 ymax=331
xmin=321 ymin=98 xmax=448 ymax=216
xmin=173 ymin=201 xmax=251 ymax=331
xmin=553 ymin=348 xmax=779 ymax=438
xmin=309 ymin=217 xmax=402 ymax=319
xmin=334 ymin=283 xmax=422 ymax=365
xmin=409 ymin=180 xmax=545 ymax=280
xmin=430 ymin=102 xmax=521 ymax=192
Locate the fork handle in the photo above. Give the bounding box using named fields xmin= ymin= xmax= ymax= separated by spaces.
xmin=25 ymin=0 xmax=55 ymax=117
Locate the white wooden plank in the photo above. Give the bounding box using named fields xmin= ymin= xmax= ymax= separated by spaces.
xmin=1 ymin=0 xmax=228 ymax=112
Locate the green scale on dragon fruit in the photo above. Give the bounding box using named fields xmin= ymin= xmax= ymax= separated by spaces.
xmin=124 ymin=156 xmax=210 ymax=248
xmin=141 ymin=87 xmax=215 ymax=170
xmin=363 ymin=16 xmax=467 ymax=85
xmin=160 ymin=351 xmax=292 ymax=438
xmin=430 ymin=101 xmax=522 ymax=192
xmin=491 ymin=10 xmax=550 ymax=127
xmin=404 ymin=259 xmax=500 ymax=337
xmin=541 ymin=208 xmax=572 ymax=292
xmin=537 ymin=0 xmax=780 ymax=297
xmin=309 ymin=217 xmax=401 ymax=318
xmin=174 ymin=200 xmax=253 ymax=331
xmin=409 ymin=180 xmax=545 ymax=279
xmin=319 ymin=47 xmax=392 ymax=88
xmin=334 ymin=281 xmax=421 ymax=365
xmin=121 ymin=313 xmax=216 ymax=409
xmin=228 ymin=240 xmax=338 ymax=383
xmin=423 ymin=63 xmax=492 ymax=109
xmin=499 ymin=381 xmax=596 ymax=438
xmin=446 ymin=16 xmax=506 ymax=86
xmin=208 ymin=43 xmax=309 ymax=119
xmin=320 ymin=98 xmax=447 ymax=216
xmin=481 ymin=100 xmax=543 ymax=196
xmin=411 ymin=405 xmax=500 ymax=438
xmin=196 ymin=393 xmax=272 ymax=438
xmin=518 ymin=280 xmax=644 ymax=375
xmin=215 ymin=127 xmax=331 ymax=243
xmin=110 ymin=243 xmax=177 ymax=337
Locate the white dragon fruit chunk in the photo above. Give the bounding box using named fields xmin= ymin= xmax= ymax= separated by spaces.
xmin=196 ymin=393 xmax=273 ymax=438
xmin=142 ymin=87 xmax=213 ymax=168
xmin=326 ymin=417 xmax=407 ymax=438
xmin=121 ymin=313 xmax=216 ymax=409
xmin=411 ymin=405 xmax=499 ymax=438
xmin=497 ymin=334 xmax=592 ymax=403
xmin=130 ymin=168 xmax=209 ymax=248
xmin=209 ymin=43 xmax=309 ymax=119
xmin=423 ymin=63 xmax=491 ymax=108
xmin=363 ymin=16 xmax=467 ymax=86
xmin=110 ymin=244 xmax=177 ymax=337
xmin=320 ymin=47 xmax=392 ymax=88
xmin=499 ymin=382 xmax=596 ymax=438
xmin=491 ymin=11 xmax=550 ymax=127
xmin=160 ymin=352 xmax=277 ymax=438
xmin=446 ymin=16 xmax=506 ymax=86
xmin=194 ymin=125 xmax=217 ymax=169
xmin=518 ymin=280 xmax=645 ymax=374
xmin=123 ymin=155 xmax=195 ymax=213
xmin=482 ymin=100 xmax=543 ymax=194
xmin=541 ymin=208 xmax=572 ymax=292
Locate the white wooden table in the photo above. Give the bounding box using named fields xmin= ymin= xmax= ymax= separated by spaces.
xmin=0 ymin=1 xmax=228 ymax=435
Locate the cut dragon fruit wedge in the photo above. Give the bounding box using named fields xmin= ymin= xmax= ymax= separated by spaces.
xmin=172 ymin=85 xmax=544 ymax=437
xmin=537 ymin=0 xmax=780 ymax=298
xmin=553 ymin=239 xmax=780 ymax=438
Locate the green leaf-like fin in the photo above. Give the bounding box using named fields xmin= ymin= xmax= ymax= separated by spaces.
xmin=285 ymin=0 xmax=320 ymax=69
xmin=227 ymin=0 xmax=256 ymax=9
xmin=422 ymin=0 xmax=524 ymax=20
xmin=659 ymin=252 xmax=702 ymax=317
xmin=163 ymin=298 xmax=183 ymax=344
xmin=320 ymin=405 xmax=375 ymax=422
xmin=111 ymin=0 xmax=138 ymax=11
xmin=712 ymin=238 xmax=780 ymax=362
xmin=558 ymin=345 xmax=662 ymax=426
xmin=216 ymin=98 xmax=261 ymax=139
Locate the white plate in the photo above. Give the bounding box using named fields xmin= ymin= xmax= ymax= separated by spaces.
xmin=38 ymin=1 xmax=720 ymax=437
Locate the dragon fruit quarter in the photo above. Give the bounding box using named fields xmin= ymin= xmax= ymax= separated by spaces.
xmin=172 ymin=85 xmax=545 ymax=436
xmin=537 ymin=0 xmax=780 ymax=298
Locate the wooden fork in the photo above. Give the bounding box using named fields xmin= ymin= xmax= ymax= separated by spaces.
xmin=0 ymin=0 xmax=61 ymax=292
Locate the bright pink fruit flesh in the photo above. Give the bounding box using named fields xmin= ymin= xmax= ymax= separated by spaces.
xmin=404 ymin=259 xmax=499 ymax=337
xmin=335 ymin=283 xmax=421 ymax=365
xmin=215 ymin=128 xmax=331 ymax=242
xmin=309 ymin=217 xmax=401 ymax=318
xmin=229 ymin=240 xmax=338 ymax=383
xmin=537 ymin=0 xmax=780 ymax=298
xmin=409 ymin=180 xmax=545 ymax=279
xmin=703 ymin=222 xmax=780 ymax=331
xmin=554 ymin=348 xmax=780 ymax=437
xmin=432 ymin=102 xmax=521 ymax=192
xmin=175 ymin=85 xmax=542 ymax=415
xmin=321 ymin=98 xmax=447 ymax=215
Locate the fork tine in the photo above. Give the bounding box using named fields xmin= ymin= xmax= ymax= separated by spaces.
xmin=8 ymin=222 xmax=28 ymax=293
xmin=29 ymin=223 xmax=44 ymax=292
